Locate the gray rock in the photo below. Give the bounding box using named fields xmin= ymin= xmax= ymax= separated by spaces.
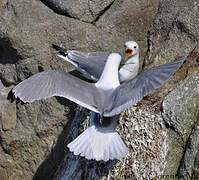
xmin=162 ymin=71 xmax=199 ymax=141
xmin=145 ymin=0 xmax=198 ymax=67
xmin=144 ymin=0 xmax=199 ymax=178
xmin=162 ymin=71 xmax=199 ymax=177
xmin=0 ymin=81 xmax=16 ymax=131
xmin=178 ymin=119 xmax=199 ymax=180
xmin=41 ymin=0 xmax=115 ymax=23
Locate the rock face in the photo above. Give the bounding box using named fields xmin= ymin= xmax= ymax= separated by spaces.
xmin=145 ymin=0 xmax=199 ymax=67
xmin=41 ymin=0 xmax=115 ymax=23
xmin=162 ymin=71 xmax=199 ymax=179
xmin=0 ymin=0 xmax=198 ymax=179
xmin=0 ymin=82 xmax=16 ymax=131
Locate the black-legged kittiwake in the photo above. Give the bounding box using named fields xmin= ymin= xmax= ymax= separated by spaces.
xmin=12 ymin=42 xmax=191 ymax=162
xmin=53 ymin=41 xmax=139 ymax=161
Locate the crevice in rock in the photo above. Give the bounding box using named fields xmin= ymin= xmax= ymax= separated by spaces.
xmin=142 ymin=30 xmax=151 ymax=69
xmin=177 ymin=115 xmax=199 ymax=179
xmin=143 ymin=10 xmax=181 ymax=66
xmin=0 ymin=136 xmax=9 ymax=155
xmin=193 ymin=149 xmax=199 ymax=179
xmin=0 ymin=38 xmax=20 ymax=64
xmin=92 ymin=0 xmax=115 ymax=24
xmin=40 ymin=0 xmax=74 ymax=19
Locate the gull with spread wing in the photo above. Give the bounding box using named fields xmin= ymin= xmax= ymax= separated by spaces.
xmin=13 ymin=42 xmax=190 ymax=161
xmin=53 ymin=41 xmax=140 ymax=161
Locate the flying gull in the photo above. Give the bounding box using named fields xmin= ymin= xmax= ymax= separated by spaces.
xmin=12 ymin=42 xmax=190 ymax=161
xmin=53 ymin=41 xmax=139 ymax=161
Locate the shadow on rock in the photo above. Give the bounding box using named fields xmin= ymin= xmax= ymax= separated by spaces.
xmin=32 ymin=100 xmax=77 ymax=180
xmin=0 ymin=38 xmax=20 ymax=64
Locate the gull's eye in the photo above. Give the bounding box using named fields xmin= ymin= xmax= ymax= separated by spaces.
xmin=126 ymin=49 xmax=133 ymax=54
xmin=134 ymin=46 xmax=137 ymax=49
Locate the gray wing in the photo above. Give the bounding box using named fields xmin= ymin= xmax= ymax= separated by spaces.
xmin=12 ymin=70 xmax=100 ymax=113
xmin=104 ymin=55 xmax=188 ymax=116
xmin=68 ymin=50 xmax=110 ymax=80
xmin=52 ymin=45 xmax=110 ymax=81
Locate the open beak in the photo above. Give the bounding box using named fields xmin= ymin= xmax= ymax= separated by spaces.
xmin=119 ymin=47 xmax=134 ymax=69
xmin=125 ymin=48 xmax=133 ymax=59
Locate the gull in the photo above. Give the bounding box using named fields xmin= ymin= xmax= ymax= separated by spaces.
xmin=52 ymin=41 xmax=140 ymax=82
xmin=53 ymin=41 xmax=139 ymax=161
xmin=12 ymin=43 xmax=190 ymax=161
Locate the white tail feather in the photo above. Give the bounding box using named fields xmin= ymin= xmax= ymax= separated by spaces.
xmin=67 ymin=125 xmax=129 ymax=161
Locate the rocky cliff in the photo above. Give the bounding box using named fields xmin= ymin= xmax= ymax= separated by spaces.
xmin=0 ymin=0 xmax=198 ymax=179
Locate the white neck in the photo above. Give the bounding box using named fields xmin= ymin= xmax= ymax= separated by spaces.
xmin=95 ymin=53 xmax=121 ymax=90
xmin=126 ymin=53 xmax=139 ymax=64
xmin=119 ymin=53 xmax=139 ymax=82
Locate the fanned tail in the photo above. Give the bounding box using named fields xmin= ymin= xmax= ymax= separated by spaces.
xmin=67 ymin=125 xmax=129 ymax=161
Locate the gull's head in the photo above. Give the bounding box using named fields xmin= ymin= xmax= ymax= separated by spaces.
xmin=124 ymin=41 xmax=139 ymax=60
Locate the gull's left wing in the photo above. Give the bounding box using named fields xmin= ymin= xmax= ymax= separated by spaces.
xmin=53 ymin=45 xmax=110 ymax=81
xmin=104 ymin=54 xmax=189 ymax=116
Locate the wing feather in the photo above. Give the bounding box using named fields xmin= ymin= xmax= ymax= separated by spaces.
xmin=53 ymin=44 xmax=110 ymax=81
xmin=67 ymin=50 xmax=110 ymax=79
xmin=13 ymin=70 xmax=100 ymax=113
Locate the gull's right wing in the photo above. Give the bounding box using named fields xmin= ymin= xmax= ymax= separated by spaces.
xmin=12 ymin=70 xmax=101 ymax=113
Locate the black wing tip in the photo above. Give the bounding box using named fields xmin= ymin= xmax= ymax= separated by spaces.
xmin=7 ymin=89 xmax=15 ymax=103
xmin=52 ymin=44 xmax=68 ymax=57
xmin=7 ymin=89 xmax=26 ymax=104
xmin=52 ymin=44 xmax=61 ymax=51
